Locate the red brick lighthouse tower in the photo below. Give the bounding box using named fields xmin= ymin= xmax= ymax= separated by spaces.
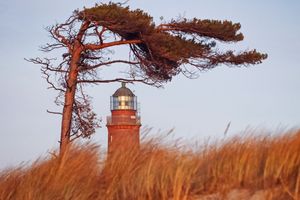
xmin=106 ymin=83 xmax=141 ymax=152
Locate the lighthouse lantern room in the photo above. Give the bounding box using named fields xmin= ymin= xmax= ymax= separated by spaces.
xmin=110 ymin=82 xmax=137 ymax=110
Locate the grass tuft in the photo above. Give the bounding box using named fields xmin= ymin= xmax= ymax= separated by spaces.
xmin=1 ymin=129 xmax=299 ymax=200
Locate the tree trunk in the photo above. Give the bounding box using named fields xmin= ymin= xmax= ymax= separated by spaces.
xmin=59 ymin=46 xmax=81 ymax=154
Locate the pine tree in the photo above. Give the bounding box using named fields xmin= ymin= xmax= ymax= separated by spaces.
xmin=28 ymin=2 xmax=267 ymax=153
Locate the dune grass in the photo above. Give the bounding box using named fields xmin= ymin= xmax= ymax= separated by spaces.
xmin=0 ymin=129 xmax=299 ymax=200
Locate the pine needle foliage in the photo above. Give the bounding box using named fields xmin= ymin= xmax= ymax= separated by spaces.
xmin=78 ymin=2 xmax=267 ymax=82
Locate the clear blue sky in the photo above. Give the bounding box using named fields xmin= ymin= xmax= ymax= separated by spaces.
xmin=0 ymin=0 xmax=299 ymax=168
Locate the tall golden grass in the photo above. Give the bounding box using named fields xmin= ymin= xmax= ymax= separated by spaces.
xmin=0 ymin=129 xmax=299 ymax=200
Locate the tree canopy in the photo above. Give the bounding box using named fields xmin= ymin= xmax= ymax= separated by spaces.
xmin=78 ymin=3 xmax=266 ymax=82
xmin=29 ymin=2 xmax=267 ymax=153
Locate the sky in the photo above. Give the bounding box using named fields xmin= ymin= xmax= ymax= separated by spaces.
xmin=0 ymin=0 xmax=299 ymax=168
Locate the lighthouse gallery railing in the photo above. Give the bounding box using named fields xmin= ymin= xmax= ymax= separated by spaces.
xmin=106 ymin=115 xmax=141 ymax=125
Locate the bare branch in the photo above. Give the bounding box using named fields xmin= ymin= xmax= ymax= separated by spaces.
xmin=70 ymin=91 xmax=100 ymax=140
xmin=95 ymin=26 xmax=107 ymax=44
xmin=79 ymin=59 xmax=140 ymax=71
xmin=77 ymin=78 xmax=161 ymax=87
xmin=40 ymin=43 xmax=67 ymax=52
xmin=26 ymin=57 xmax=68 ymax=73
xmin=51 ymin=15 xmax=78 ymax=48
xmin=78 ymin=78 xmax=141 ymax=84
xmin=70 ymin=134 xmax=82 ymax=142
xmin=180 ymin=65 xmax=199 ymax=79
xmin=47 ymin=110 xmax=63 ymax=115
xmin=26 ymin=58 xmax=67 ymax=92
xmin=41 ymin=68 xmax=66 ymax=92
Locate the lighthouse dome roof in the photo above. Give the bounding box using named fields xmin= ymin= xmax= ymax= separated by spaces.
xmin=113 ymin=83 xmax=135 ymax=97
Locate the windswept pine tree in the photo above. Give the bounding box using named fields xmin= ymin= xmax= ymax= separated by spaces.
xmin=28 ymin=2 xmax=267 ymax=153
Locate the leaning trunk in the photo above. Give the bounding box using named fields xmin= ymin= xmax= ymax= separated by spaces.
xmin=60 ymin=47 xmax=81 ymax=154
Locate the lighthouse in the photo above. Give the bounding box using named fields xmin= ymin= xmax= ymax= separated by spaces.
xmin=106 ymin=83 xmax=141 ymax=152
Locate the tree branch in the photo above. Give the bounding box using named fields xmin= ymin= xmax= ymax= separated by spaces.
xmin=26 ymin=58 xmax=67 ymax=92
xmin=84 ymin=39 xmax=142 ymax=50
xmin=95 ymin=26 xmax=107 ymax=44
xmin=77 ymin=21 xmax=91 ymax=42
xmin=41 ymin=68 xmax=66 ymax=92
xmin=41 ymin=43 xmax=67 ymax=52
xmin=77 ymin=78 xmax=162 ymax=88
xmin=79 ymin=59 xmax=140 ymax=71
xmin=70 ymin=134 xmax=82 ymax=142
xmin=157 ymin=21 xmax=244 ymax=42
xmin=52 ymin=26 xmax=71 ymax=47
xmin=47 ymin=110 xmax=63 ymax=115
